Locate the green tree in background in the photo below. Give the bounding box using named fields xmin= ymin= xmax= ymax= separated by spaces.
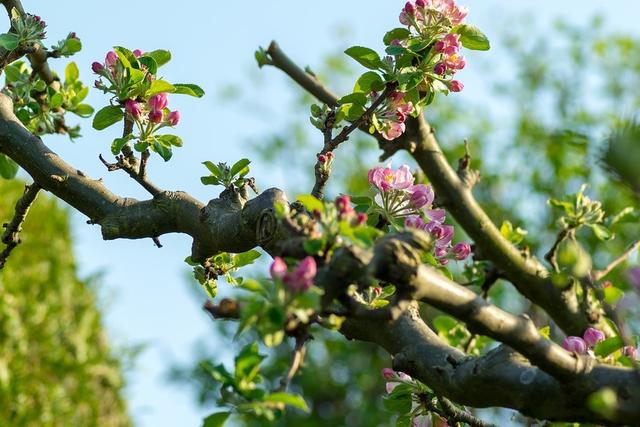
xmin=0 ymin=180 xmax=130 ymax=426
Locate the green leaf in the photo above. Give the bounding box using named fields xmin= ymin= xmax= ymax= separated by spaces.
xmin=454 ymin=24 xmax=491 ymax=51
xmin=594 ymin=336 xmax=624 ymax=357
xmin=264 ymin=393 xmax=310 ymax=412
xmin=63 ymin=37 xmax=82 ymax=54
xmin=173 ymin=83 xmax=205 ymax=98
xmin=234 ymin=343 xmax=265 ymax=382
xmin=254 ymin=47 xmax=271 ymax=68
xmin=0 ymin=33 xmax=19 ymax=51
xmin=297 ymin=194 xmax=324 ymax=213
xmin=230 ymin=158 xmax=251 ymax=177
xmin=138 ymin=56 xmax=158 ymax=75
xmin=113 ymin=46 xmax=134 ymax=68
xmin=397 ymin=67 xmax=424 ymax=91
xmin=146 ymin=49 xmax=172 ymax=67
xmin=202 ymin=411 xmax=230 ymax=427
xmin=152 ymin=138 xmax=173 ymax=161
xmin=0 ymin=154 xmax=18 ymax=179
xmin=92 ymin=105 xmax=123 ymax=130
xmin=383 ymin=28 xmax=411 ymax=45
xmin=71 ymin=104 xmax=94 ymax=118
xmin=203 ymin=161 xmax=222 ymax=177
xmin=589 ymin=224 xmax=613 ymax=241
xmin=201 ymin=176 xmax=221 ymax=186
xmin=344 ymin=46 xmax=383 ymax=70
xmin=110 ymin=135 xmax=133 ymax=154
xmin=146 ymin=80 xmax=175 ymax=97
xmin=433 ymin=315 xmax=457 ymax=334
xmin=303 ymin=238 xmax=324 ymax=255
xmin=65 ymin=62 xmax=79 ymax=83
xmin=49 ymin=93 xmax=63 ymax=109
xmin=234 ymin=250 xmax=261 ymax=267
xmin=156 ymin=134 xmax=183 ymax=147
xmin=353 ymin=71 xmax=385 ymax=93
xmin=338 ymin=92 xmax=368 ymax=106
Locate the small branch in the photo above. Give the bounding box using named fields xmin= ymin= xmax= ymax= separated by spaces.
xmin=203 ymin=299 xmax=240 ymax=320
xmin=139 ymin=149 xmax=150 ymax=180
xmin=438 ymin=396 xmax=497 ymax=427
xmin=277 ymin=336 xmax=308 ymax=392
xmin=544 ymin=228 xmax=572 ymax=272
xmin=0 ymin=182 xmax=40 ymax=269
xmin=592 ymin=240 xmax=640 ymax=282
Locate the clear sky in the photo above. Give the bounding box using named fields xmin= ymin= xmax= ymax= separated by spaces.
xmin=17 ymin=1 xmax=640 ymax=426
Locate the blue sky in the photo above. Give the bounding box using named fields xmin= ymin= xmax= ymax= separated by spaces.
xmin=21 ymin=1 xmax=640 ymax=426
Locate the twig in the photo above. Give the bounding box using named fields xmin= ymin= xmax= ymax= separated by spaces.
xmin=0 ymin=182 xmax=40 ymax=269
xmin=544 ymin=228 xmax=572 ymax=273
xmin=277 ymin=336 xmax=308 ymax=392
xmin=592 ymin=240 xmax=640 ymax=282
xmin=438 ymin=395 xmax=498 ymax=427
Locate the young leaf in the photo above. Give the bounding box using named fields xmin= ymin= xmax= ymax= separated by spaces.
xmin=173 ymin=83 xmax=205 ymax=98
xmin=152 ymin=138 xmax=173 ymax=161
xmin=156 ymin=134 xmax=183 ymax=147
xmin=203 ymin=161 xmax=222 ymax=177
xmin=230 ymin=158 xmax=251 ymax=177
xmin=344 ymin=46 xmax=383 ymax=70
xmin=383 ymin=28 xmax=411 ymax=45
xmin=145 ymin=49 xmax=172 ymax=67
xmin=201 ymin=176 xmax=221 ymax=186
xmin=0 ymin=154 xmax=19 ymax=179
xmin=71 ymin=104 xmax=95 ymax=118
xmin=202 ymin=412 xmax=231 ymax=427
xmin=92 ymin=105 xmax=123 ymax=130
xmin=146 ymin=80 xmax=175 ymax=97
xmin=111 ymin=135 xmax=133 ymax=155
xmin=0 ymin=33 xmax=19 ymax=51
xmin=454 ymin=24 xmax=491 ymax=51
xmin=264 ymin=393 xmax=310 ymax=412
xmin=594 ymin=336 xmax=624 ymax=357
xmin=338 ymin=92 xmax=368 ymax=106
xmin=353 ymin=71 xmax=385 ymax=93
xmin=234 ymin=250 xmax=261 ymax=267
xmin=297 ymin=194 xmax=324 ymax=213
xmin=65 ymin=62 xmax=79 ymax=83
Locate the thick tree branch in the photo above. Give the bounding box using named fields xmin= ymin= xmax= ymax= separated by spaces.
xmin=592 ymin=240 xmax=640 ymax=282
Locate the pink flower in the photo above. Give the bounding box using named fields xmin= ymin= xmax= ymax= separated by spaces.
xmin=409 ymin=184 xmax=434 ymax=208
xmin=283 ymin=256 xmax=317 ymax=292
xmin=450 ymin=80 xmax=464 ymax=92
xmin=167 ymin=110 xmax=180 ymax=126
xmin=434 ymin=33 xmax=461 ymax=55
xmin=356 ymin=212 xmax=368 ymax=225
xmin=385 ymin=371 xmax=412 ymax=393
xmin=415 ymin=0 xmax=428 ymax=7
xmin=427 ymin=222 xmax=454 ymax=248
xmin=434 ymin=246 xmax=448 ymax=258
xmin=434 ymin=62 xmax=447 ymax=75
xmin=381 ymin=368 xmax=395 ymax=380
xmin=452 ymin=242 xmax=471 ymax=260
xmin=148 ymin=109 xmax=163 ymax=124
xmin=124 ymin=99 xmax=143 ymax=120
xmin=133 ymin=49 xmax=143 ymax=58
xmin=425 ymin=208 xmax=446 ymax=223
xmin=336 ymin=194 xmax=355 ymax=217
xmin=583 ymin=327 xmax=605 ymax=348
xmin=148 ymin=92 xmax=169 ymax=112
xmin=368 ymin=164 xmax=414 ymax=191
xmin=405 ymin=215 xmax=427 ymax=230
xmin=381 ymin=121 xmax=406 ymax=141
xmin=562 ymin=336 xmax=587 ymax=354
xmin=444 ymin=54 xmax=466 ymax=71
xmin=404 ymin=1 xmax=416 ymax=14
xmin=105 ymin=51 xmax=118 ymax=68
xmin=270 ymin=257 xmax=287 ymax=280
xmin=91 ymin=62 xmax=104 ymax=73
xmin=393 ymin=165 xmax=415 ymax=190
xmin=622 ymin=346 xmax=637 ymax=359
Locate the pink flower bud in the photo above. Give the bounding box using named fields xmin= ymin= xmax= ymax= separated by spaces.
xmin=622 ymin=346 xmax=638 ymax=359
xmin=148 ymin=92 xmax=169 ymax=112
xmin=326 ymin=151 xmax=334 ymax=159
xmin=453 ymin=242 xmax=472 ymax=261
xmin=94 ymin=80 xmax=103 ymax=89
xmin=449 ymin=80 xmax=464 ymax=92
xmin=405 ymin=215 xmax=427 ymax=230
xmin=69 ymin=32 xmax=77 ymax=39
xmin=335 ymin=194 xmax=354 ymax=217
xmin=283 ymin=256 xmax=317 ymax=292
xmin=404 ymin=2 xmax=416 ymax=14
xmin=434 ymin=62 xmax=447 ymax=75
xmin=133 ymin=49 xmax=143 ymax=58
xmin=562 ymin=336 xmax=587 ymax=354
xmin=409 ymin=184 xmax=434 ymax=208
xmin=105 ymin=51 xmax=118 ymax=68
xmin=373 ymin=286 xmax=382 ymax=297
xmin=124 ymin=99 xmax=143 ymax=120
xmin=415 ymin=0 xmax=427 ymax=7
xmin=318 ymin=154 xmax=327 ymax=163
xmin=148 ymin=109 xmax=163 ymax=124
xmin=381 ymin=368 xmax=394 ymax=380
xmin=91 ymin=62 xmax=104 ymax=74
xmin=167 ymin=110 xmax=180 ymax=126
xmin=356 ymin=212 xmax=368 ymax=225
xmin=270 ymin=257 xmax=287 ymax=280
xmin=583 ymin=327 xmax=605 ymax=347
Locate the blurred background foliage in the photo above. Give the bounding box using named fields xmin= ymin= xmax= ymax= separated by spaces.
xmin=0 ymin=180 xmax=130 ymax=426
xmin=172 ymin=14 xmax=640 ymax=427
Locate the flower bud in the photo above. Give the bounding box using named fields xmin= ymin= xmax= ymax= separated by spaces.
xmin=148 ymin=109 xmax=163 ymax=124
xmin=356 ymin=212 xmax=368 ymax=225
xmin=326 ymin=151 xmax=334 ymax=160
xmin=416 ymin=0 xmax=427 ymax=7
xmin=335 ymin=194 xmax=354 ymax=217
xmin=409 ymin=184 xmax=434 ymax=208
xmin=381 ymin=368 xmax=394 ymax=380
xmin=148 ymin=92 xmax=168 ymax=112
xmin=283 ymin=257 xmax=317 ymax=292
xmin=124 ymin=99 xmax=143 ymax=120
xmin=622 ymin=346 xmax=638 ymax=359
xmin=404 ymin=1 xmax=416 ymax=14
xmin=167 ymin=110 xmax=180 ymax=126
xmin=91 ymin=62 xmax=104 ymax=73
xmin=105 ymin=51 xmax=118 ymax=68
xmin=452 ymin=242 xmax=471 ymax=261
xmin=133 ymin=49 xmax=143 ymax=58
xmin=434 ymin=62 xmax=447 ymax=75
xmin=583 ymin=327 xmax=605 ymax=347
xmin=449 ymin=80 xmax=464 ymax=92
xmin=318 ymin=154 xmax=327 ymax=163
xmin=562 ymin=336 xmax=587 ymax=354
xmin=270 ymin=257 xmax=287 ymax=280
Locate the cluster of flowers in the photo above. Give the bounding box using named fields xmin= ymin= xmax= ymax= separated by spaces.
xmin=399 ymin=0 xmax=468 ymax=91
xmin=368 ymin=164 xmax=471 ymax=264
xmin=381 ymin=369 xmax=437 ymax=427
xmin=335 ymin=194 xmax=368 ymax=226
xmin=92 ymin=51 xmax=180 ymax=129
xmin=563 ymin=327 xmax=637 ymax=359
xmin=375 ymin=91 xmax=415 ymax=141
xmin=270 ymin=257 xmax=317 ymax=293
xmin=12 ymin=12 xmax=46 ymax=44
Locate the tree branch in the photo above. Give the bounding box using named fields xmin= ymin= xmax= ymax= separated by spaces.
xmin=0 ymin=181 xmax=39 ymax=269
xmin=592 ymin=240 xmax=640 ymax=282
